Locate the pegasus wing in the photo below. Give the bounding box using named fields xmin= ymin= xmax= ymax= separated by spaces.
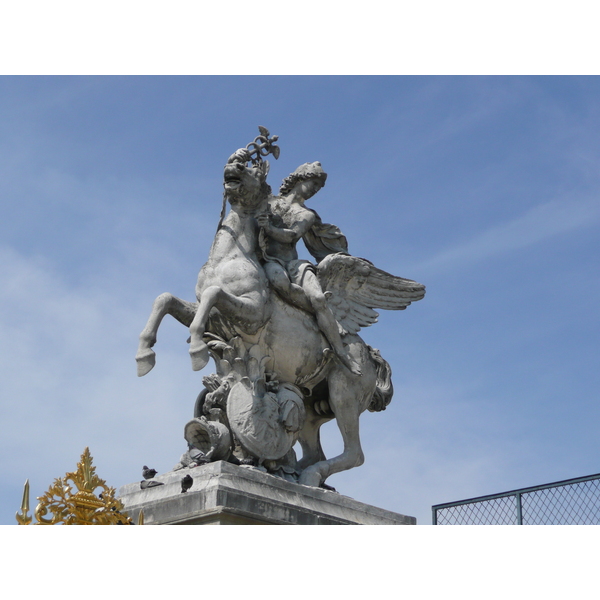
xmin=317 ymin=253 xmax=426 ymax=335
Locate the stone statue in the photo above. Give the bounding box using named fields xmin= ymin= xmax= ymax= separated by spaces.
xmin=136 ymin=127 xmax=425 ymax=488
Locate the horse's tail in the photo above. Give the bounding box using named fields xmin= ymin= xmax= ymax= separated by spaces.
xmin=367 ymin=345 xmax=393 ymax=412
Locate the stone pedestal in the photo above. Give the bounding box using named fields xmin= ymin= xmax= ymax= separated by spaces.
xmin=118 ymin=461 xmax=415 ymax=525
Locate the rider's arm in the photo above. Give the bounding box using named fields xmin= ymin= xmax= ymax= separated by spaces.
xmin=258 ymin=212 xmax=315 ymax=244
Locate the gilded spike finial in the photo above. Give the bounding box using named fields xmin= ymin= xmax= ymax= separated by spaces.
xmin=15 ymin=479 xmax=32 ymax=525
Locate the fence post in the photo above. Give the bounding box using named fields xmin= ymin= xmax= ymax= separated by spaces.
xmin=516 ymin=492 xmax=523 ymax=525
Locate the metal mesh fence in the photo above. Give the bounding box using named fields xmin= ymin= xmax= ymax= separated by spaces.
xmin=433 ymin=473 xmax=600 ymax=525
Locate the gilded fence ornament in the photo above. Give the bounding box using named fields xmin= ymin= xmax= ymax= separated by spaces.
xmin=16 ymin=447 xmax=135 ymax=525
xmin=15 ymin=479 xmax=32 ymax=525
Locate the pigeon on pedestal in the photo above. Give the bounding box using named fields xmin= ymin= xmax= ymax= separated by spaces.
xmin=181 ymin=474 xmax=193 ymax=493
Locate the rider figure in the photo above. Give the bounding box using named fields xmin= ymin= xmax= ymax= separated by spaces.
xmin=256 ymin=162 xmax=361 ymax=376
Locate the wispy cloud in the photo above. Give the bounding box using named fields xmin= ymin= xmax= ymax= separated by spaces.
xmin=416 ymin=193 xmax=600 ymax=273
xmin=0 ymin=243 xmax=207 ymax=521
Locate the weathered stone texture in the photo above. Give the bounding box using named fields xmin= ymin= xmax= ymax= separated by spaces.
xmin=119 ymin=461 xmax=415 ymax=525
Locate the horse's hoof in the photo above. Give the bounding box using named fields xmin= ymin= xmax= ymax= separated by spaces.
xmin=299 ymin=470 xmax=322 ymax=487
xmin=320 ymin=482 xmax=337 ymax=492
xmin=136 ymin=349 xmax=156 ymax=377
xmin=189 ymin=342 xmax=209 ymax=371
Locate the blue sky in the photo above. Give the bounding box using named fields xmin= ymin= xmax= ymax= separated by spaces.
xmin=1 ymin=75 xmax=600 ymax=527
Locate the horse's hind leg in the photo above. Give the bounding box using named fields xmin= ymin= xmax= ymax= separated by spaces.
xmin=136 ymin=293 xmax=198 ymax=377
xmin=298 ymin=369 xmax=367 ymax=487
xmin=297 ymin=410 xmax=330 ymax=471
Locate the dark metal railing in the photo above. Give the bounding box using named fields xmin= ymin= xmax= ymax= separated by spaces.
xmin=432 ymin=472 xmax=600 ymax=525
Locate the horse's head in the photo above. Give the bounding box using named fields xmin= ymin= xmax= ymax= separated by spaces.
xmin=224 ymin=149 xmax=271 ymax=209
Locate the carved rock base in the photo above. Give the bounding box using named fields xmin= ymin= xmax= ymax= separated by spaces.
xmin=118 ymin=461 xmax=416 ymax=525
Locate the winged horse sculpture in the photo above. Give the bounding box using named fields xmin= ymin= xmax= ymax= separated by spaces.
xmin=135 ymin=128 xmax=425 ymax=488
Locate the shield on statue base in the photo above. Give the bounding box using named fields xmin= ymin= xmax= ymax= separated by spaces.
xmin=227 ymin=377 xmax=306 ymax=462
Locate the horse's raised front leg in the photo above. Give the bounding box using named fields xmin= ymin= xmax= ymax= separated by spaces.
xmin=188 ymin=285 xmax=265 ymax=371
xmin=136 ymin=293 xmax=198 ymax=377
xmin=298 ymin=367 xmax=367 ymax=487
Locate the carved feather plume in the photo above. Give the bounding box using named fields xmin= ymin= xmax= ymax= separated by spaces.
xmin=317 ymin=253 xmax=426 ymax=335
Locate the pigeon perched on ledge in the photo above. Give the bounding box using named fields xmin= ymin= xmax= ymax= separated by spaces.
xmin=181 ymin=474 xmax=193 ymax=493
xmin=142 ymin=465 xmax=157 ymax=480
